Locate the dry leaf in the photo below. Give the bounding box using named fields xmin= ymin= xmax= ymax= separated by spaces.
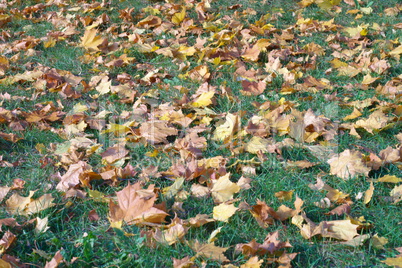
xmin=327 ymin=149 xmax=370 ymax=179
xmin=363 ymin=182 xmax=374 ymax=205
xmin=372 ymin=234 xmax=388 ymax=250
xmin=210 ymin=173 xmax=240 ymax=203
xmin=81 ymin=29 xmax=104 ymax=51
xmin=44 ymin=250 xmax=64 ymax=268
xmin=378 ymin=175 xmax=402 ymax=183
xmin=213 ymin=203 xmax=238 ymax=222
xmin=191 ymin=240 xmax=229 ymax=262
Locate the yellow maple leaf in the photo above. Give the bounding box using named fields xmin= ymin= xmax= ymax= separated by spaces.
xmin=191 ymin=91 xmax=215 ymax=108
xmin=191 ymin=240 xmax=229 ymax=262
xmin=212 ymin=113 xmax=240 ymax=142
xmin=172 ymin=8 xmax=186 ymax=25
xmin=211 ymin=173 xmax=240 ymax=203
xmin=213 ymin=203 xmax=238 ymax=222
xmin=315 ymin=0 xmax=341 ymax=10
xmin=245 ymin=136 xmax=271 ymax=154
xmin=81 ymin=28 xmax=104 ymax=51
xmin=343 ymin=107 xmax=362 ymax=120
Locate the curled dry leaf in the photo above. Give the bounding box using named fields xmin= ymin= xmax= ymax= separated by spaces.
xmin=0 ymin=231 xmax=16 ymax=255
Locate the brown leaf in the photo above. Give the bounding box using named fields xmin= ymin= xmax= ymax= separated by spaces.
xmin=172 ymin=256 xmax=194 ymax=268
xmin=111 ymin=182 xmax=168 ymax=225
xmin=100 ymin=145 xmax=129 ymax=165
xmin=250 ymin=200 xmax=276 ymax=228
xmin=0 ymin=219 xmax=19 ymax=232
xmin=56 ymin=161 xmax=92 ymax=192
xmin=325 ymin=203 xmax=351 ymax=216
xmin=44 ymin=250 xmax=64 ymax=268
xmin=140 ymin=120 xmax=178 ymax=144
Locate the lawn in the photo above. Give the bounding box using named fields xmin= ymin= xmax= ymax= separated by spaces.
xmin=0 ymin=0 xmax=401 ymax=267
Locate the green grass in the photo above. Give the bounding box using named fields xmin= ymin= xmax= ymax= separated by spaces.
xmin=0 ymin=0 xmax=401 ymax=267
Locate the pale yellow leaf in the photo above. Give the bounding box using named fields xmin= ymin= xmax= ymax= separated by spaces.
xmin=213 ymin=203 xmax=238 ymax=222
xmin=211 ymin=173 xmax=241 ymax=203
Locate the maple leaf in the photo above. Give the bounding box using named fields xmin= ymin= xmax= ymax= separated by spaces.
xmin=154 ymin=218 xmax=188 ymax=245
xmin=191 ymin=91 xmax=215 ymax=108
xmin=191 ymin=240 xmax=229 ymax=262
xmin=140 ymin=120 xmax=178 ymax=144
xmin=275 ymin=190 xmax=294 ymax=201
xmin=327 ymin=149 xmax=371 ymax=179
xmin=240 ymin=256 xmax=263 ymax=268
xmin=0 ymin=231 xmax=16 ymax=255
xmin=44 ymin=250 xmax=64 ymax=268
xmin=110 ymin=182 xmax=168 ymax=225
xmin=81 ymin=28 xmax=105 ymax=52
xmin=213 ymin=203 xmax=238 ymax=222
xmin=212 ymin=113 xmax=240 ymax=142
xmin=372 ymin=234 xmax=388 ymax=250
xmin=390 ymin=185 xmax=402 ymax=204
xmin=172 ymin=256 xmax=194 ymax=268
xmin=210 ymin=173 xmax=240 ymax=203
xmin=0 ymin=186 xmax=10 ymax=202
xmin=382 ymin=256 xmax=402 ymax=267
xmin=6 ymin=191 xmax=55 ymax=216
xmin=354 ymin=110 xmax=389 ymax=134
xmin=56 ymin=161 xmax=92 ymax=192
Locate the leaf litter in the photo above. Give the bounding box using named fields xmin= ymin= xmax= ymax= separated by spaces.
xmin=0 ymin=0 xmax=401 ymax=267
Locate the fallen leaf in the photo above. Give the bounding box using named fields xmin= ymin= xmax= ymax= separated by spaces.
xmin=364 ymin=182 xmax=374 ymax=205
xmin=382 ymin=256 xmax=402 ymax=267
xmin=110 ymin=182 xmax=168 ymax=225
xmin=213 ymin=203 xmax=238 ymax=222
xmin=81 ymin=28 xmax=104 ymax=51
xmin=191 ymin=240 xmax=229 ymax=262
xmin=35 ymin=217 xmax=50 ymax=234
xmin=378 ymin=175 xmax=402 ymax=183
xmin=0 ymin=231 xmax=16 ymax=255
xmin=390 ymin=185 xmax=402 ymax=204
xmin=172 ymin=256 xmax=194 ymax=268
xmin=210 ymin=173 xmax=241 ymax=203
xmin=372 ymin=234 xmax=388 ymax=250
xmin=44 ymin=250 xmax=64 ymax=268
xmin=275 ymin=190 xmax=294 ymax=201
xmin=327 ymin=149 xmax=370 ymax=179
